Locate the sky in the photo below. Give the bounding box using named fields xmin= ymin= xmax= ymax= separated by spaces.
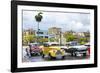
xmin=22 ymin=10 xmax=90 ymax=32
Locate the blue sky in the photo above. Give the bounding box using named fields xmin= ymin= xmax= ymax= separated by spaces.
xmin=23 ymin=10 xmax=90 ymax=32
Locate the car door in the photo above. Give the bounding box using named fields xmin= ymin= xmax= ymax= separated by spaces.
xmin=43 ymin=44 xmax=50 ymax=55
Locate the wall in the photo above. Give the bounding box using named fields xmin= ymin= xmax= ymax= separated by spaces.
xmin=0 ymin=0 xmax=99 ymax=73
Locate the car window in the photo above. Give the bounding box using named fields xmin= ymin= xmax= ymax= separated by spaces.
xmin=31 ymin=44 xmax=39 ymax=47
xmin=84 ymin=45 xmax=90 ymax=48
xmin=43 ymin=44 xmax=49 ymax=47
xmin=34 ymin=44 xmax=38 ymax=46
xmin=69 ymin=48 xmax=77 ymax=51
xmin=51 ymin=44 xmax=59 ymax=46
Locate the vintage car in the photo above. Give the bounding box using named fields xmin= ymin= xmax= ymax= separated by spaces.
xmin=40 ymin=42 xmax=66 ymax=59
xmin=28 ymin=43 xmax=42 ymax=56
xmin=63 ymin=41 xmax=88 ymax=57
xmin=66 ymin=45 xmax=88 ymax=57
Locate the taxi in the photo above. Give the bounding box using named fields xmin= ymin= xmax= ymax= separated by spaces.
xmin=40 ymin=42 xmax=66 ymax=59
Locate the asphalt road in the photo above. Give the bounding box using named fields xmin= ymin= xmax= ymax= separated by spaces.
xmin=23 ymin=55 xmax=90 ymax=62
xmin=22 ymin=48 xmax=90 ymax=62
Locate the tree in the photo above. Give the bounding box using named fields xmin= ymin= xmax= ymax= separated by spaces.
xmin=83 ymin=32 xmax=90 ymax=42
xmin=23 ymin=35 xmax=36 ymax=45
xmin=64 ymin=32 xmax=76 ymax=42
xmin=35 ymin=12 xmax=43 ymax=43
xmin=79 ymin=38 xmax=87 ymax=45
xmin=49 ymin=38 xmax=56 ymax=42
xmin=38 ymin=38 xmax=48 ymax=43
xmin=35 ymin=12 xmax=43 ymax=22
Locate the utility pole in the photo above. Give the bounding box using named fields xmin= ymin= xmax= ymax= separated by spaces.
xmin=37 ymin=22 xmax=39 ymax=43
xmin=59 ymin=31 xmax=62 ymax=46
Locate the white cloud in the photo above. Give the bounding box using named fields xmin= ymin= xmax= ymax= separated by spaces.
xmin=69 ymin=21 xmax=90 ymax=32
xmin=23 ymin=10 xmax=90 ymax=32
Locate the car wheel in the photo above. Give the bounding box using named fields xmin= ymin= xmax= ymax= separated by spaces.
xmin=74 ymin=53 xmax=77 ymax=57
xmin=71 ymin=52 xmax=75 ymax=56
xmin=71 ymin=53 xmax=73 ymax=56
xmin=42 ymin=54 xmax=45 ymax=58
xmin=62 ymin=56 xmax=65 ymax=59
xmin=83 ymin=53 xmax=87 ymax=56
xmin=48 ymin=53 xmax=55 ymax=60
xmin=40 ymin=51 xmax=43 ymax=55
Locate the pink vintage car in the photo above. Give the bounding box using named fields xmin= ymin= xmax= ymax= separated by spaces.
xmin=28 ymin=43 xmax=42 ymax=56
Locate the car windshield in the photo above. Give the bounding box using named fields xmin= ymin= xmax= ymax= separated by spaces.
xmin=50 ymin=44 xmax=59 ymax=46
xmin=43 ymin=43 xmax=49 ymax=47
xmin=32 ymin=44 xmax=39 ymax=46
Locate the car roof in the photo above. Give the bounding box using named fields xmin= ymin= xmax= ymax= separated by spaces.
xmin=71 ymin=45 xmax=87 ymax=48
xmin=46 ymin=42 xmax=59 ymax=45
xmin=29 ymin=43 xmax=39 ymax=45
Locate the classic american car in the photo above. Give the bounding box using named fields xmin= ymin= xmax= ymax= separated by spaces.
xmin=66 ymin=45 xmax=88 ymax=57
xmin=62 ymin=41 xmax=88 ymax=57
xmin=40 ymin=42 xmax=66 ymax=59
xmin=28 ymin=43 xmax=42 ymax=56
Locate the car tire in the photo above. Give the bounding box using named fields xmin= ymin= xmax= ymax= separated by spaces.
xmin=74 ymin=53 xmax=77 ymax=57
xmin=62 ymin=56 xmax=65 ymax=59
xmin=71 ymin=53 xmax=73 ymax=56
xmin=71 ymin=52 xmax=75 ymax=56
xmin=48 ymin=53 xmax=55 ymax=60
xmin=42 ymin=54 xmax=45 ymax=58
xmin=40 ymin=52 xmax=42 ymax=55
xmin=83 ymin=53 xmax=87 ymax=56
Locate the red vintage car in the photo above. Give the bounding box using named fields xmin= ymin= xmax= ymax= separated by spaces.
xmin=28 ymin=43 xmax=42 ymax=56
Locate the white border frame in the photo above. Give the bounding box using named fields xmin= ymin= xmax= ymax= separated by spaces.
xmin=17 ymin=5 xmax=94 ymax=68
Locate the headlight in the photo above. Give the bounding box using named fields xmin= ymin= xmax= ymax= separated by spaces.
xmin=53 ymin=50 xmax=57 ymax=53
xmin=61 ymin=49 xmax=65 ymax=52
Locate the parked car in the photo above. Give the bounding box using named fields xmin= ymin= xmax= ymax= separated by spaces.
xmin=40 ymin=42 xmax=66 ymax=59
xmin=66 ymin=45 xmax=88 ymax=57
xmin=66 ymin=41 xmax=79 ymax=46
xmin=64 ymin=41 xmax=78 ymax=53
xmin=28 ymin=43 xmax=42 ymax=56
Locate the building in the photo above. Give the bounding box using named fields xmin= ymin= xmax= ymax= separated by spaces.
xmin=64 ymin=30 xmax=86 ymax=37
xmin=48 ymin=27 xmax=66 ymax=44
xmin=36 ymin=30 xmax=55 ymax=43
xmin=36 ymin=30 xmax=49 ymax=38
xmin=22 ymin=29 xmax=36 ymax=45
xmin=48 ymin=27 xmax=61 ymax=41
xmin=48 ymin=27 xmax=62 ymax=39
xmin=73 ymin=32 xmax=85 ymax=37
xmin=48 ymin=27 xmax=61 ymax=35
xmin=23 ymin=29 xmax=36 ymax=36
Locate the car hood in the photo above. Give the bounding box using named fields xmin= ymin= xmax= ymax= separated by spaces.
xmin=69 ymin=45 xmax=87 ymax=50
xmin=49 ymin=46 xmax=61 ymax=50
xmin=60 ymin=46 xmax=68 ymax=49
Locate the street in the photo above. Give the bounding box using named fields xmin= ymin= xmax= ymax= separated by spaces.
xmin=22 ymin=48 xmax=90 ymax=62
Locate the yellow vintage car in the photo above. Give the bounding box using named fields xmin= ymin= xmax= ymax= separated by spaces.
xmin=40 ymin=42 xmax=66 ymax=59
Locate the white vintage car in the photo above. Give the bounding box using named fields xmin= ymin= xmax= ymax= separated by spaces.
xmin=66 ymin=45 xmax=88 ymax=57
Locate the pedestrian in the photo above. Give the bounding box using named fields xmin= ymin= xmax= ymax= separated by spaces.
xmin=25 ymin=48 xmax=31 ymax=58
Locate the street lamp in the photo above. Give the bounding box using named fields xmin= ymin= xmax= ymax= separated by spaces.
xmin=59 ymin=31 xmax=62 ymax=46
xmin=35 ymin=12 xmax=43 ymax=43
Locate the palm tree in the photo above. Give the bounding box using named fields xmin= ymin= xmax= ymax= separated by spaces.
xmin=35 ymin=12 xmax=43 ymax=43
